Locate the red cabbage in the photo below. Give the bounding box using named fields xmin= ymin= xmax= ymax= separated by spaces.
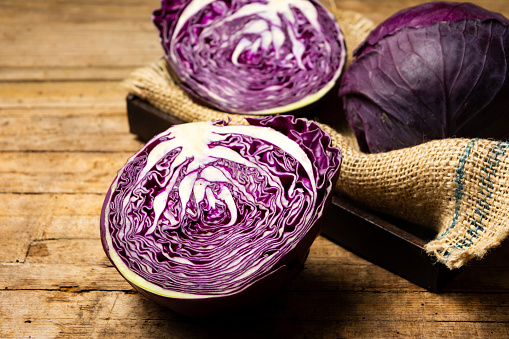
xmin=100 ymin=115 xmax=341 ymax=316
xmin=153 ymin=0 xmax=346 ymax=114
xmin=339 ymin=2 xmax=509 ymax=153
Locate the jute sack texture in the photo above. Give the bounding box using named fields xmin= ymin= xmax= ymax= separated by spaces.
xmin=124 ymin=8 xmax=509 ymax=269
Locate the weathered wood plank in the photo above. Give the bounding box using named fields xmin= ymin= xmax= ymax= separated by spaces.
xmin=0 ymin=260 xmax=414 ymax=294
xmin=25 ymin=239 xmax=109 ymax=266
xmin=5 ymin=253 xmax=509 ymax=295
xmin=0 ymin=290 xmax=118 ymax=338
xmin=422 ymin=321 xmax=509 ymax=338
xmin=0 ymin=110 xmax=143 ymax=152
xmin=0 ymin=66 xmax=147 ymax=82
xmin=0 ymin=193 xmax=103 ymax=262
xmin=0 ymin=81 xmax=146 ymax=152
xmin=0 ymin=113 xmax=129 ymax=136
xmin=35 ymin=213 xmax=101 ymax=240
xmin=294 ymin=259 xmax=422 ymax=292
xmin=423 ymin=293 xmax=509 ymax=322
xmin=3 ymin=289 xmax=508 ymax=338
xmin=78 ymin=289 xmax=509 ymax=323
xmin=93 ymin=318 xmax=509 ymax=339
xmin=0 ymin=152 xmax=131 ymax=194
xmin=0 ymin=0 xmax=161 ymax=81
xmin=0 ymin=0 xmax=161 ymax=24
xmin=0 ymin=133 xmax=142 ymax=152
xmin=0 ymin=194 xmax=102 ymax=233
xmin=0 ymin=106 xmax=124 ymax=116
xmin=0 ymin=81 xmax=126 ymax=109
xmin=0 ymin=22 xmax=161 ymax=69
xmin=96 ymin=319 xmax=423 ymax=339
xmin=0 ymin=263 xmax=130 ymax=292
xmin=1 ymin=216 xmax=38 ymax=263
xmin=0 ymin=290 xmax=426 ymax=323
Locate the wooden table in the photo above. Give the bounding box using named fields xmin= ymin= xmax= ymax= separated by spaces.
xmin=2 ymin=0 xmax=509 ymax=337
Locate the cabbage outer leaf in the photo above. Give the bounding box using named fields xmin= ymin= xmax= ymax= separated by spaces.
xmin=340 ymin=4 xmax=509 ymax=153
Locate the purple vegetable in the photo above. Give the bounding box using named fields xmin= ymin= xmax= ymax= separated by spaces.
xmin=153 ymin=0 xmax=346 ymax=114
xmin=339 ymin=2 xmax=509 ymax=153
xmin=100 ymin=115 xmax=341 ymax=316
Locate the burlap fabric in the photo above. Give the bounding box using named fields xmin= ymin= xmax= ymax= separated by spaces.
xmin=123 ymin=8 xmax=509 ymax=269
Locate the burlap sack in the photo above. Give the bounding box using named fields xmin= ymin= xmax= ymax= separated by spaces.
xmin=123 ymin=8 xmax=509 ymax=269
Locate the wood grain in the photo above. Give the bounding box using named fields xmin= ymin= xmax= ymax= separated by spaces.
xmin=2 ymin=0 xmax=509 ymax=337
xmin=0 ymin=0 xmax=162 ymax=81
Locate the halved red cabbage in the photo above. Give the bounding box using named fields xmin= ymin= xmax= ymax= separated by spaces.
xmin=153 ymin=0 xmax=346 ymax=114
xmin=339 ymin=2 xmax=509 ymax=153
xmin=100 ymin=115 xmax=341 ymax=316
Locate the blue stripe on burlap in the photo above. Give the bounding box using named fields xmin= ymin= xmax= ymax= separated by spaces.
xmin=453 ymin=141 xmax=509 ymax=250
xmin=436 ymin=139 xmax=509 ymax=257
xmin=436 ymin=139 xmax=478 ymax=244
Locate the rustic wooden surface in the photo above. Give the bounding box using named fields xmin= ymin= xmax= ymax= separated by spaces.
xmin=2 ymin=0 xmax=509 ymax=337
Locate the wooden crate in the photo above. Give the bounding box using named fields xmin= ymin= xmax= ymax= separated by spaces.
xmin=126 ymin=94 xmax=460 ymax=292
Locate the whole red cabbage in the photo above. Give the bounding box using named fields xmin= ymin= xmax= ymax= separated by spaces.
xmin=100 ymin=115 xmax=341 ymax=316
xmin=153 ymin=0 xmax=346 ymax=115
xmin=339 ymin=2 xmax=509 ymax=153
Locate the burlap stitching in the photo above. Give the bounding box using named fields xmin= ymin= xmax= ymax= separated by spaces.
xmin=437 ymin=139 xmax=478 ymax=242
xmin=445 ymin=142 xmax=509 ymax=252
xmin=460 ymin=142 xmax=508 ymax=248
xmin=424 ymin=140 xmax=509 ymax=268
